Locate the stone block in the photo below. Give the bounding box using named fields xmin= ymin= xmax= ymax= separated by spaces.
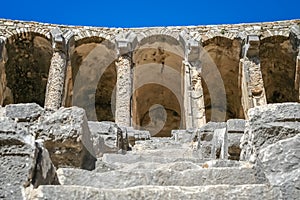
xmin=126 ymin=127 xmax=151 ymax=140
xmin=240 ymin=103 xmax=300 ymax=161
xmin=226 ymin=119 xmax=245 ymax=133
xmin=125 ymin=127 xmax=150 ymax=147
xmin=5 ymin=103 xmax=44 ymax=122
xmin=29 ymin=184 xmax=282 ymax=200
xmin=200 ymin=122 xmax=226 ymax=132
xmin=56 ymin=167 xmax=260 ymax=188
xmin=211 ymin=128 xmax=228 ymax=159
xmin=171 ymin=129 xmax=194 ymax=143
xmin=119 ymin=161 xmax=202 ymax=172
xmin=102 ymin=153 xmax=203 ymax=166
xmin=0 ymin=118 xmax=57 ymax=200
xmin=0 ymin=106 xmax=4 ymax=118
xmin=202 ymin=160 xmax=252 ymax=168
xmin=197 ymin=122 xmax=242 ymax=160
xmin=36 ymin=107 xmax=96 ymax=170
xmin=258 ymin=134 xmax=300 ymax=199
xmin=88 ymin=121 xmax=116 ymax=135
xmin=227 ymin=133 xmax=242 ymax=160
xmin=248 ymin=103 xmax=300 ymax=124
xmin=199 ymin=122 xmax=226 ymax=141
xmin=88 ymin=121 xmax=118 ymax=157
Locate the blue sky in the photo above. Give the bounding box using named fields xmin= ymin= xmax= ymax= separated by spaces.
xmin=1 ymin=0 xmax=299 ymax=27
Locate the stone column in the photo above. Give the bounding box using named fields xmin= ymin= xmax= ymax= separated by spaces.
xmin=290 ymin=25 xmax=300 ymax=101
xmin=183 ymin=61 xmax=193 ymax=129
xmin=0 ymin=38 xmax=6 ymax=105
xmin=0 ymin=38 xmax=12 ymax=105
xmin=190 ymin=65 xmax=206 ymax=128
xmin=115 ymin=31 xmax=137 ymax=127
xmin=115 ymin=53 xmax=132 ymax=127
xmin=240 ymin=35 xmax=267 ymax=118
xmin=297 ymin=53 xmax=300 ymax=101
xmin=44 ymin=28 xmax=73 ymax=110
xmin=61 ymin=31 xmax=75 ymax=107
xmin=180 ymin=30 xmax=205 ymax=129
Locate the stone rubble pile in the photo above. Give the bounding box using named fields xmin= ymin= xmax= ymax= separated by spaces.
xmin=0 ymin=103 xmax=299 ymax=199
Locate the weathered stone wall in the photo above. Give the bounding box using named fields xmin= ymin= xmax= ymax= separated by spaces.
xmin=0 ymin=18 xmax=299 ymax=136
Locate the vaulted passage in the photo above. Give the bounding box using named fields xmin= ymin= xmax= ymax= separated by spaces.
xmin=132 ymin=35 xmax=185 ymax=136
xmin=3 ymin=33 xmax=52 ymax=106
xmin=260 ymin=36 xmax=298 ymax=103
xmin=133 ymin=84 xmax=181 ymax=137
xmin=202 ymin=37 xmax=244 ymax=121
xmin=95 ymin=62 xmax=117 ymax=121
xmin=69 ymin=37 xmax=117 ymax=121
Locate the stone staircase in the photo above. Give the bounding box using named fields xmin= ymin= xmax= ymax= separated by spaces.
xmin=29 ymin=137 xmax=281 ymax=200
xmin=2 ymin=103 xmax=298 ymax=199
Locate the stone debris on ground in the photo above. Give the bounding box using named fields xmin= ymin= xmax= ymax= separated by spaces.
xmin=0 ymin=103 xmax=299 ymax=199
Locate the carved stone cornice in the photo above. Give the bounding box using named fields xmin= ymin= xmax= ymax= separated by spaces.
xmin=179 ymin=29 xmax=201 ymax=69
xmin=0 ymin=38 xmax=5 ymax=62
xmin=115 ymin=31 xmax=138 ymax=56
xmin=50 ymin=28 xmax=74 ymax=59
xmin=242 ymin=35 xmax=260 ymax=60
xmin=290 ymin=25 xmax=300 ymax=51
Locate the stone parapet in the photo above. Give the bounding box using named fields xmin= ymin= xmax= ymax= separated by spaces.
xmin=0 ymin=18 xmax=299 ymax=44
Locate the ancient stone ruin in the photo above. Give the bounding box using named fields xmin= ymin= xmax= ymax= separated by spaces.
xmin=0 ymin=18 xmax=299 ymax=199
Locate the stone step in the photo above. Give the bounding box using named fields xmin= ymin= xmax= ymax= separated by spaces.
xmin=30 ymin=184 xmax=281 ymax=200
xmin=101 ymin=153 xmax=206 ymax=167
xmin=96 ymin=160 xmax=204 ymax=172
xmin=96 ymin=159 xmax=252 ymax=172
xmin=132 ymin=147 xmax=197 ymax=157
xmin=57 ymin=167 xmax=262 ymax=189
xmin=117 ymin=161 xmax=203 ymax=172
xmin=133 ymin=137 xmax=183 ymax=150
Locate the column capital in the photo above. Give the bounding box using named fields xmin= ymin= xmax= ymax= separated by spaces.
xmin=182 ymin=60 xmax=201 ymax=74
xmin=115 ymin=31 xmax=138 ymax=56
xmin=242 ymin=35 xmax=260 ymax=59
xmin=179 ymin=29 xmax=201 ymax=68
xmin=50 ymin=28 xmax=74 ymax=58
xmin=0 ymin=38 xmax=7 ymax=62
xmin=290 ymin=25 xmax=300 ymax=51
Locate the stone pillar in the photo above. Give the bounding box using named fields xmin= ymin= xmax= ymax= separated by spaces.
xmin=0 ymin=38 xmax=12 ymax=105
xmin=61 ymin=32 xmax=75 ymax=107
xmin=115 ymin=54 xmax=132 ymax=127
xmin=0 ymin=38 xmax=5 ymax=62
xmin=190 ymin=65 xmax=206 ymax=128
xmin=297 ymin=54 xmax=300 ymax=102
xmin=183 ymin=61 xmax=193 ymax=129
xmin=0 ymin=38 xmax=6 ymax=105
xmin=44 ymin=28 xmax=73 ymax=110
xmin=180 ymin=30 xmax=205 ymax=129
xmin=115 ymin=31 xmax=137 ymax=127
xmin=290 ymin=25 xmax=300 ymax=101
xmin=240 ymin=35 xmax=267 ymax=118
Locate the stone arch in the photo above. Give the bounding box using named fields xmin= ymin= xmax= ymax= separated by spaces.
xmin=74 ymin=30 xmax=116 ymax=45
xmin=202 ymin=36 xmax=244 ymax=121
xmin=69 ymin=36 xmax=118 ymax=121
xmin=261 ymin=30 xmax=291 ymax=40
xmin=132 ymin=32 xmax=185 ymax=136
xmin=260 ymin=35 xmax=298 ymax=103
xmin=1 ymin=27 xmax=50 ymax=43
xmin=137 ymin=28 xmax=180 ymax=43
xmin=3 ymin=32 xmax=52 ymax=106
xmin=134 ymin=34 xmax=184 ymax=72
xmin=202 ymin=30 xmax=235 ymax=43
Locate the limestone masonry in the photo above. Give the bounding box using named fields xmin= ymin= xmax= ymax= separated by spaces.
xmin=0 ymin=19 xmax=300 ymax=199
